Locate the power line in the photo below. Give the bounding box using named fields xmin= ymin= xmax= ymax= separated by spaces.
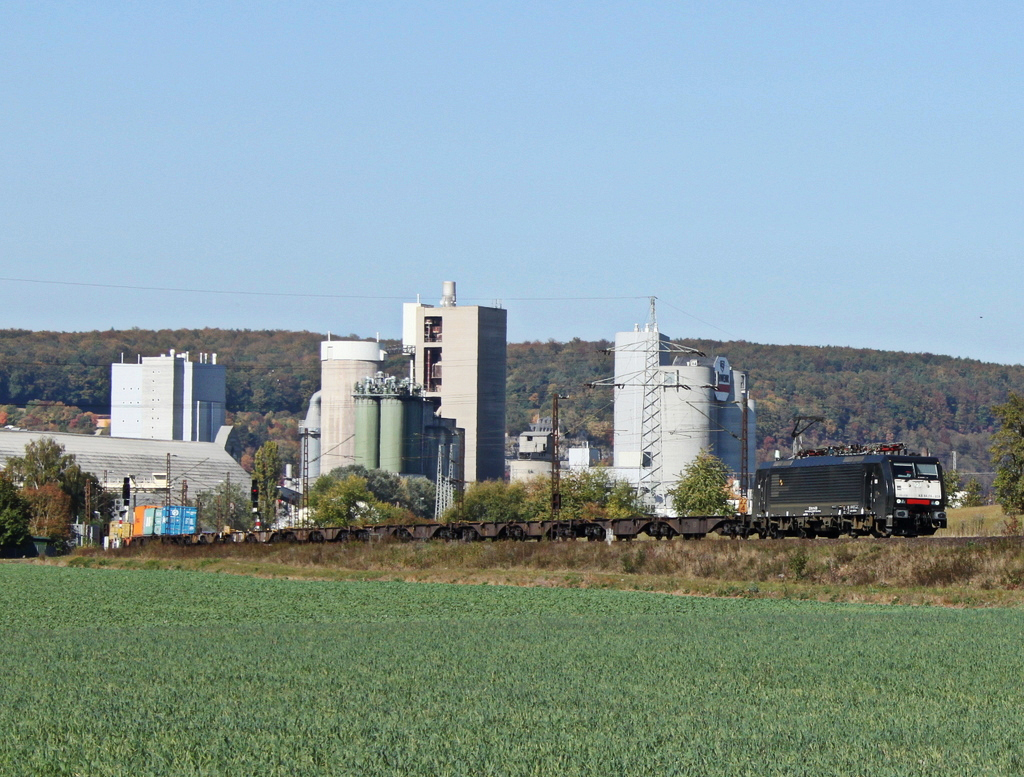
xmin=0 ymin=276 xmax=649 ymax=303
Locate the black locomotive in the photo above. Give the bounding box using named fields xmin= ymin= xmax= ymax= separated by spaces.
xmin=752 ymin=445 xmax=946 ymax=538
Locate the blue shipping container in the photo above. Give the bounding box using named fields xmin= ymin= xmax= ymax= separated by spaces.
xmin=161 ymin=506 xmax=198 ymax=536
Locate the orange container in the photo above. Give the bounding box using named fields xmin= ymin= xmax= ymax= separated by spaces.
xmin=131 ymin=505 xmax=156 ymax=537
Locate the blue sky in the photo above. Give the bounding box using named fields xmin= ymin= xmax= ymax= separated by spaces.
xmin=2 ymin=2 xmax=1022 ymax=364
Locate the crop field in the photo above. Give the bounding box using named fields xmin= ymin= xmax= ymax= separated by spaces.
xmin=2 ymin=565 xmax=1024 ymax=776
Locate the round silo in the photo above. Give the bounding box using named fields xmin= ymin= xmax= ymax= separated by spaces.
xmin=379 ymin=396 xmax=405 ymax=473
xmin=320 ymin=340 xmax=385 ymax=475
xmin=402 ymin=398 xmax=425 ymax=475
xmin=354 ymin=396 xmax=380 ymax=469
xmin=661 ymin=362 xmax=716 ymax=482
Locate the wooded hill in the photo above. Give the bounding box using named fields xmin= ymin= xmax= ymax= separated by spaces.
xmin=1 ymin=328 xmax=1021 ymax=482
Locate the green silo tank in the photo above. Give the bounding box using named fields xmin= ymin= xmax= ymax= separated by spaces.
xmin=354 ymin=396 xmax=380 ymax=469
xmin=379 ymin=396 xmax=405 ymax=473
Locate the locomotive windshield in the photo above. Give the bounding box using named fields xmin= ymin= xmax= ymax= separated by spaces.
xmin=893 ymin=461 xmax=939 ymax=479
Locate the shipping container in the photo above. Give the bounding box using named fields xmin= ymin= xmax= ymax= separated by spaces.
xmin=132 ymin=505 xmax=161 ymax=536
xmin=162 ymin=506 xmax=197 ymax=536
xmin=145 ymin=506 xmax=161 ymax=535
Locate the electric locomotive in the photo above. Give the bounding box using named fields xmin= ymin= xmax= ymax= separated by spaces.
xmin=752 ymin=444 xmax=946 ymax=538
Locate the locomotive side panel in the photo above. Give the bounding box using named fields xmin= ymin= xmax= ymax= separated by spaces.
xmin=766 ymin=462 xmax=867 ymax=517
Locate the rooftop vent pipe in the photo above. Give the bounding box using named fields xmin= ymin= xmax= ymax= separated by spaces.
xmin=440 ymin=281 xmax=457 ymax=307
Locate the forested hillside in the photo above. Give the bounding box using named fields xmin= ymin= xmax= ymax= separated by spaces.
xmin=1 ymin=328 xmax=1021 ymax=481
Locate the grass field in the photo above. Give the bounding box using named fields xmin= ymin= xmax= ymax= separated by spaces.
xmin=939 ymin=505 xmax=1016 ymax=537
xmin=2 ymin=564 xmax=1024 ymax=776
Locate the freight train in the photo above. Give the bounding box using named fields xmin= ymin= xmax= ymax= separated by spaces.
xmin=118 ymin=444 xmax=946 ymax=546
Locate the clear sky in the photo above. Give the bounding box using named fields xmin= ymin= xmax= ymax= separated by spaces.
xmin=2 ymin=2 xmax=1022 ymax=364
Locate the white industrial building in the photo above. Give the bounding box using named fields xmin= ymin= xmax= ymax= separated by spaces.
xmin=608 ymin=319 xmax=756 ymax=516
xmin=111 ymin=351 xmax=226 ymax=442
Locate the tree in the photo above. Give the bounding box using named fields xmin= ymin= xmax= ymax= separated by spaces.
xmin=0 ymin=475 xmax=31 ymax=546
xmin=991 ymin=393 xmax=1024 ymax=515
xmin=253 ymin=441 xmax=282 ymax=528
xmin=401 ymin=476 xmax=436 ymax=520
xmin=22 ymin=484 xmax=72 ymax=541
xmin=944 ymin=469 xmax=986 ymax=509
xmin=3 ymin=437 xmax=99 ymax=523
xmin=326 ymin=466 xmax=404 ymax=505
xmin=452 ymin=480 xmax=530 ymax=524
xmin=309 ymin=474 xmax=377 ymax=526
xmin=666 ymin=450 xmax=731 ymax=517
xmin=943 ymin=468 xmax=964 ymax=506
xmin=960 ymin=478 xmax=984 ymax=508
xmin=197 ymin=478 xmax=252 ymax=532
xmin=325 ymin=466 xmax=435 ymax=519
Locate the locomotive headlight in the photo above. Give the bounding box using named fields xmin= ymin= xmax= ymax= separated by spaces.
xmin=897 ymin=498 xmax=905 ymax=504
xmin=932 ymin=500 xmax=939 ymax=506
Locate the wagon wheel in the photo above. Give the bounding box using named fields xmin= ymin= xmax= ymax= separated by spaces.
xmin=308 ymin=531 xmax=325 ymax=543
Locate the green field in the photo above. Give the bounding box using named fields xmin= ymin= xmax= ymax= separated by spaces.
xmin=2 ymin=564 xmax=1023 ymax=776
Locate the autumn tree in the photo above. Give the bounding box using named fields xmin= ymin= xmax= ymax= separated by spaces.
xmin=3 ymin=437 xmax=100 ymax=529
xmin=666 ymin=450 xmax=731 ymax=517
xmin=22 ymin=484 xmax=72 ymax=541
xmin=991 ymin=393 xmax=1024 ymax=515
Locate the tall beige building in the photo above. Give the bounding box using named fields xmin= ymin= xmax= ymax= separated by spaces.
xmin=405 ymin=282 xmax=507 ymax=482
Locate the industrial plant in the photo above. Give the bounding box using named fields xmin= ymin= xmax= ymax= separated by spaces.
xmin=301 ymin=281 xmax=507 ymax=500
xmin=594 ymin=303 xmax=756 ymax=515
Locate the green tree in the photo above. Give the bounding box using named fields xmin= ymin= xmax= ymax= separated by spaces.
xmin=991 ymin=393 xmax=1024 ymax=515
xmin=0 ymin=475 xmax=31 ymax=546
xmin=325 ymin=466 xmax=435 ymax=519
xmin=605 ymin=478 xmax=645 ymax=519
xmin=451 ymin=480 xmax=529 ymax=523
xmin=960 ymin=478 xmax=984 ymax=508
xmin=309 ymin=474 xmax=377 ymax=526
xmin=401 ymin=476 xmax=436 ymax=520
xmin=666 ymin=450 xmax=731 ymax=517
xmin=943 ymin=469 xmax=963 ymax=505
xmin=326 ymin=466 xmax=404 ymax=505
xmin=253 ymin=441 xmax=282 ymax=528
xmin=197 ymin=478 xmax=252 ymax=532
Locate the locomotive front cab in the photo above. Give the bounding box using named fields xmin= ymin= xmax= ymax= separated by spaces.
xmin=887 ymin=458 xmax=947 ymax=536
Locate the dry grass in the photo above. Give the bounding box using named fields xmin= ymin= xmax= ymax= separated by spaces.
xmin=937 ymin=505 xmax=1019 ymax=537
xmin=50 ymin=532 xmax=1024 ymax=608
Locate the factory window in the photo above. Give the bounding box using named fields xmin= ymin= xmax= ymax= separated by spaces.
xmin=425 ymin=347 xmax=442 ymax=391
xmin=424 ymin=317 xmax=443 ymax=343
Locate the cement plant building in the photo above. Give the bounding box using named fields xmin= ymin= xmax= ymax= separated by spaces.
xmin=309 ymin=281 xmax=507 ymax=485
xmin=404 ymin=282 xmax=507 ymax=482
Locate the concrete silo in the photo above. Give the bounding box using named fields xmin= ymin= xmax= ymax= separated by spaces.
xmin=320 ymin=340 xmax=386 ymax=475
xmin=661 ymin=359 xmax=717 ymax=484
